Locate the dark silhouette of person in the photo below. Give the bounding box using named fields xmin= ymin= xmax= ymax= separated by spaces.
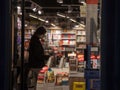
xmin=28 ymin=26 xmax=46 ymax=69
xmin=24 ymin=26 xmax=47 ymax=90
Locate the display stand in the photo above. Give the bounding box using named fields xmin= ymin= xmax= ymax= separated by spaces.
xmin=58 ymin=56 xmax=65 ymax=68
xmin=46 ymin=56 xmax=54 ymax=68
xmin=36 ymin=59 xmax=69 ymax=90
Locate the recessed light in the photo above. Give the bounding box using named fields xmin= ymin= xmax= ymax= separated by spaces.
xmin=57 ymin=0 xmax=63 ymax=3
xmin=32 ymin=7 xmax=37 ymax=12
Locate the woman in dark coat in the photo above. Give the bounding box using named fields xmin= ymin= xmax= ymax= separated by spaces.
xmin=28 ymin=26 xmax=46 ymax=68
xmin=24 ymin=26 xmax=47 ymax=89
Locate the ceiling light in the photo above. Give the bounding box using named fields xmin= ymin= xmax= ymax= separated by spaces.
xmin=70 ymin=19 xmax=77 ymax=22
xmin=17 ymin=6 xmax=21 ymax=9
xmin=73 ymin=25 xmax=84 ymax=29
xmin=79 ymin=0 xmax=86 ymax=5
xmin=38 ymin=10 xmax=42 ymax=14
xmin=57 ymin=13 xmax=66 ymax=18
xmin=45 ymin=20 xmax=49 ymax=23
xmin=29 ymin=14 xmax=45 ymax=22
xmin=38 ymin=18 xmax=45 ymax=22
xmin=57 ymin=0 xmax=63 ymax=3
xmin=25 ymin=24 xmax=28 ymax=27
xmin=32 ymin=7 xmax=37 ymax=12
xmin=51 ymin=23 xmax=56 ymax=27
xmin=17 ymin=6 xmax=21 ymax=15
xmin=66 ymin=16 xmax=70 ymax=19
xmin=29 ymin=14 xmax=37 ymax=19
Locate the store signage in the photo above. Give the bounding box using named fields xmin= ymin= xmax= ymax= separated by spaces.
xmin=86 ymin=0 xmax=98 ymax=4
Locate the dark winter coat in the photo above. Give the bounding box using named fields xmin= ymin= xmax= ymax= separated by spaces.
xmin=28 ymin=35 xmax=45 ymax=68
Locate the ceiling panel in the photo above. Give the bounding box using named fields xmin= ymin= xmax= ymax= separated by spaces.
xmin=23 ymin=0 xmax=85 ymax=29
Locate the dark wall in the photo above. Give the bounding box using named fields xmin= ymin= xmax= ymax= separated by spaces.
xmin=101 ymin=0 xmax=120 ymax=90
xmin=0 ymin=0 xmax=12 ymax=90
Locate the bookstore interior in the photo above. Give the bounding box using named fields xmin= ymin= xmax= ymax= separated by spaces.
xmin=13 ymin=0 xmax=101 ymax=90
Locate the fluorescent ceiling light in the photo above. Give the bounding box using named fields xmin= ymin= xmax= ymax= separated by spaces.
xmin=51 ymin=23 xmax=56 ymax=27
xmin=29 ymin=14 xmax=45 ymax=22
xmin=66 ymin=16 xmax=70 ymax=18
xmin=57 ymin=13 xmax=66 ymax=18
xmin=29 ymin=14 xmax=37 ymax=19
xmin=38 ymin=18 xmax=45 ymax=22
xmin=70 ymin=19 xmax=77 ymax=22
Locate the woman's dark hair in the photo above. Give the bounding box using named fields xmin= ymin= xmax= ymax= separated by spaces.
xmin=34 ymin=26 xmax=46 ymax=35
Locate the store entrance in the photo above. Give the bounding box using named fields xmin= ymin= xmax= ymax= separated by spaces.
xmin=11 ymin=0 xmax=101 ymax=90
xmin=1 ymin=0 xmax=120 ymax=90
